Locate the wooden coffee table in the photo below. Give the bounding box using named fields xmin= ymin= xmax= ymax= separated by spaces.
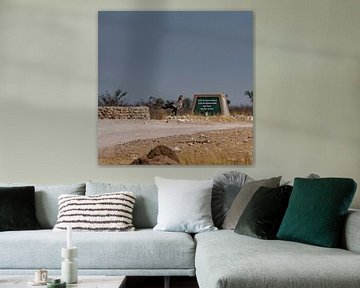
xmin=0 ymin=275 xmax=126 ymax=288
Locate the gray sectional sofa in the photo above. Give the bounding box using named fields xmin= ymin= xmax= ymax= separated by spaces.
xmin=1 ymin=181 xmax=360 ymax=288
xmin=195 ymin=218 xmax=360 ymax=288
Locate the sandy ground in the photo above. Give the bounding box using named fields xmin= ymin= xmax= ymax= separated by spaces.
xmin=98 ymin=119 xmax=253 ymax=165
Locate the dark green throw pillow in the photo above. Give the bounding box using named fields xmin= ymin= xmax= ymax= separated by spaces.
xmin=0 ymin=186 xmax=41 ymax=231
xmin=277 ymin=178 xmax=357 ymax=247
xmin=234 ymin=185 xmax=293 ymax=239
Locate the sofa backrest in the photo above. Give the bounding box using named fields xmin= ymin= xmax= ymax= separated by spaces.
xmin=341 ymin=209 xmax=360 ymax=253
xmin=0 ymin=183 xmax=86 ymax=229
xmin=86 ymin=181 xmax=158 ymax=229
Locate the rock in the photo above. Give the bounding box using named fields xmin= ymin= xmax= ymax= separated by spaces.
xmin=131 ymin=145 xmax=180 ymax=165
xmin=173 ymin=147 xmax=181 ymax=152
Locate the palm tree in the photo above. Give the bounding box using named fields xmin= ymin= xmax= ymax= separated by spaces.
xmin=98 ymin=89 xmax=127 ymax=106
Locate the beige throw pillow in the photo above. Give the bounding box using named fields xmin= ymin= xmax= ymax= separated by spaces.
xmin=222 ymin=176 xmax=281 ymax=230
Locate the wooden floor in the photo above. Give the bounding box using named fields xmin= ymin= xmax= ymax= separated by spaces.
xmin=126 ymin=276 xmax=199 ymax=288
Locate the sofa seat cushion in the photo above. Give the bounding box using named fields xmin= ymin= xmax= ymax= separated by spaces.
xmin=195 ymin=230 xmax=360 ymax=288
xmin=0 ymin=229 xmax=195 ymax=271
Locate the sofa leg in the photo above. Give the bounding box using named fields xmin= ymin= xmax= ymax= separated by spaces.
xmin=164 ymin=276 xmax=170 ymax=288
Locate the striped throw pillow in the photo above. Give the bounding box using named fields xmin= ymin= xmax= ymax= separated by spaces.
xmin=53 ymin=192 xmax=136 ymax=231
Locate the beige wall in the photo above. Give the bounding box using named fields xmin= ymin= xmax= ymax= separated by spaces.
xmin=0 ymin=0 xmax=359 ymax=207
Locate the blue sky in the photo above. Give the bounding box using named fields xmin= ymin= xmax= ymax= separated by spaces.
xmin=98 ymin=11 xmax=253 ymax=106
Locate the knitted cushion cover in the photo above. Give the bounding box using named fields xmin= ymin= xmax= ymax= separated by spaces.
xmin=277 ymin=178 xmax=357 ymax=247
xmin=53 ymin=192 xmax=135 ymax=231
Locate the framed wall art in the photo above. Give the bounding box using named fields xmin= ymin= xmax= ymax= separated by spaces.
xmin=98 ymin=11 xmax=253 ymax=165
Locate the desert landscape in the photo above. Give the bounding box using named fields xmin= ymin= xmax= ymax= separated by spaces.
xmin=98 ymin=115 xmax=253 ymax=165
xmin=98 ymin=11 xmax=254 ymax=165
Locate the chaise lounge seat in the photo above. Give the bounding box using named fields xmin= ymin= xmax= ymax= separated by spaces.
xmin=195 ymin=210 xmax=360 ymax=288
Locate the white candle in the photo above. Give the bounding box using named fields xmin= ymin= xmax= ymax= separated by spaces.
xmin=67 ymin=225 xmax=72 ymax=249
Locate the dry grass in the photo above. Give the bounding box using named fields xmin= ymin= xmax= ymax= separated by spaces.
xmin=149 ymin=109 xmax=253 ymax=121
xmin=162 ymin=114 xmax=253 ymax=123
xmin=180 ymin=149 xmax=252 ymax=165
xmin=149 ymin=108 xmax=167 ymax=120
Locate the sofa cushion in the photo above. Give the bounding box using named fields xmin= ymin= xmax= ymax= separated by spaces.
xmin=222 ymin=176 xmax=281 ymax=229
xmin=86 ymin=181 xmax=158 ymax=229
xmin=212 ymin=171 xmax=251 ymax=228
xmin=342 ymin=209 xmax=360 ymax=253
xmin=234 ymin=185 xmax=292 ymax=239
xmin=153 ymin=177 xmax=216 ymax=233
xmin=195 ymin=230 xmax=360 ymax=288
xmin=0 ymin=229 xmax=195 ymax=272
xmin=277 ymin=178 xmax=357 ymax=247
xmin=53 ymin=192 xmax=136 ymax=232
xmin=0 ymin=186 xmax=40 ymax=231
xmin=0 ymin=183 xmax=86 ymax=229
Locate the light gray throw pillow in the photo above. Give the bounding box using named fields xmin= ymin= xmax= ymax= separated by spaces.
xmin=222 ymin=176 xmax=281 ymax=230
xmin=212 ymin=171 xmax=252 ymax=228
xmin=153 ymin=177 xmax=217 ymax=233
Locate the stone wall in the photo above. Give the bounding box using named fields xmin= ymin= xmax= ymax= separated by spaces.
xmin=98 ymin=106 xmax=150 ymax=120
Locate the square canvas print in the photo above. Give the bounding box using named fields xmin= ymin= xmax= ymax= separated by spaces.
xmin=98 ymin=11 xmax=253 ymax=165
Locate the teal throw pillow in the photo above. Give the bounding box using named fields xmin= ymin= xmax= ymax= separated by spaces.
xmin=277 ymin=178 xmax=357 ymax=247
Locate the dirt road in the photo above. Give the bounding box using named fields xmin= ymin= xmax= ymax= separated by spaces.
xmin=98 ymin=119 xmax=252 ymax=149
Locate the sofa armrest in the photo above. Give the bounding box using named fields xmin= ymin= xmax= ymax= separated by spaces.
xmin=342 ymin=209 xmax=360 ymax=253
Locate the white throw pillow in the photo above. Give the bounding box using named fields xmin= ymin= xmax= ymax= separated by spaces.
xmin=153 ymin=177 xmax=217 ymax=233
xmin=53 ymin=192 xmax=135 ymax=232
